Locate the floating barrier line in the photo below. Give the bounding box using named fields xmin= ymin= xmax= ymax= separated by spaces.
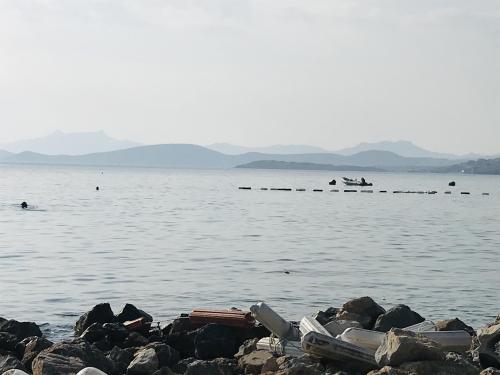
xmin=238 ymin=188 xmax=489 ymax=196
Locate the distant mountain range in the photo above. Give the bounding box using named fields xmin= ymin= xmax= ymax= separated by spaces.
xmin=236 ymin=160 xmax=384 ymax=172
xmin=0 ymin=130 xmax=140 ymax=155
xmin=434 ymin=158 xmax=500 ymax=175
xmin=0 ymin=143 xmax=466 ymax=171
xmin=207 ymin=143 xmax=330 ymax=155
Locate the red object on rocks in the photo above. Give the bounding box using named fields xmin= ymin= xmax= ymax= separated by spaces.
xmin=124 ymin=317 xmax=151 ymax=332
xmin=189 ymin=309 xmax=255 ymax=328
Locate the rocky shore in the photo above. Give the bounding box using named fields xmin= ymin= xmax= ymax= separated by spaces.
xmin=0 ymin=297 xmax=499 ymax=375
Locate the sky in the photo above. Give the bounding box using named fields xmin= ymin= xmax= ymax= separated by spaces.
xmin=1 ymin=0 xmax=499 ymax=154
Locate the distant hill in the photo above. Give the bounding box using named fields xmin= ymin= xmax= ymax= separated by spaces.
xmin=435 ymin=158 xmax=500 ymax=175
xmin=0 ymin=130 xmax=140 ymax=155
xmin=0 ymin=149 xmax=12 ymax=161
xmin=206 ymin=143 xmax=329 ymax=155
xmin=2 ymin=144 xmax=462 ymax=171
xmin=236 ymin=160 xmax=385 ymax=172
xmin=335 ymin=140 xmax=476 ymax=160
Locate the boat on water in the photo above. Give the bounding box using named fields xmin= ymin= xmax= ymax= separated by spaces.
xmin=342 ymin=177 xmax=373 ymax=186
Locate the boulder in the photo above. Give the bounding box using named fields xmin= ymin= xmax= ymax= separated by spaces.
xmin=121 ymin=332 xmax=149 ymax=349
xmin=234 ymin=339 xmax=258 ymax=360
xmin=312 ymin=307 xmax=338 ymax=325
xmin=375 ymin=328 xmax=445 ymax=366
xmin=76 ymin=368 xmax=109 ymax=375
xmin=0 ymin=333 xmax=18 ymax=352
xmin=168 ymin=317 xmax=192 ymax=335
xmin=163 ymin=331 xmax=196 ymax=358
xmin=32 ymin=340 xmax=114 ymax=375
xmin=476 ymin=323 xmax=500 ymax=369
xmin=102 ymin=323 xmax=129 ymax=344
xmin=374 ymin=305 xmax=425 ymax=332
xmin=127 ymin=348 xmax=159 ymax=375
xmin=116 ymin=304 xmax=153 ymax=324
xmin=32 ymin=353 xmax=86 ymax=375
xmin=339 ymin=297 xmax=386 ymax=328
xmin=194 ymin=324 xmax=240 ymax=360
xmin=436 ymin=318 xmax=475 ymax=337
xmin=20 ymin=336 xmax=53 ymax=369
xmin=0 ymin=320 xmax=42 ymax=342
xmin=0 ymin=355 xmax=26 ymax=374
xmin=237 ymin=350 xmax=274 ymax=374
xmin=75 ymin=304 xmax=115 ymax=336
xmin=145 ymin=343 xmax=179 ymax=368
xmin=170 ymin=357 xmax=196 ymax=374
xmin=184 ymin=358 xmax=237 ymax=375
xmin=324 ymin=320 xmax=362 ymax=336
xmin=107 ymin=346 xmax=134 ymax=375
xmin=81 ymin=323 xmax=107 ymax=343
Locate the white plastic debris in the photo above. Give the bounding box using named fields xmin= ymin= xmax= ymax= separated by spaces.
xmin=299 ymin=316 xmax=333 ymax=337
xmin=256 ymin=337 xmax=303 ymax=357
xmin=250 ymin=302 xmax=299 ymax=340
xmin=76 ymin=368 xmax=108 ymax=375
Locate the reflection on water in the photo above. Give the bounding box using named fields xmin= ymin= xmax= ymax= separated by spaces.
xmin=0 ymin=164 xmax=499 ymax=339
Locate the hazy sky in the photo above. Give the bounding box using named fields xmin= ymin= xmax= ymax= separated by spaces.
xmin=1 ymin=0 xmax=499 ymax=154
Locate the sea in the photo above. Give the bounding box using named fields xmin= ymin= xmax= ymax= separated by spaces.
xmin=0 ymin=164 xmax=499 ymax=339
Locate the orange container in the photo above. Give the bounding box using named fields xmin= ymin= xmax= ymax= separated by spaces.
xmin=189 ymin=309 xmax=255 ymax=328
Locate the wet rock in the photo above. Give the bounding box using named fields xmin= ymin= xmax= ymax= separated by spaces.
xmin=194 ymin=324 xmax=239 ymax=360
xmin=32 ymin=352 xmax=86 ymax=375
xmin=75 ymin=304 xmax=115 ymax=336
xmin=184 ymin=358 xmax=237 ymax=375
xmin=121 ymin=332 xmax=149 ymax=349
xmin=234 ymin=339 xmax=258 ymax=360
xmin=0 ymin=320 xmax=42 ymax=342
xmin=81 ymin=323 xmax=107 ymax=343
xmin=170 ymin=357 xmax=196 ymax=373
xmin=107 ymin=346 xmax=134 ymax=375
xmin=324 ymin=320 xmax=362 ymax=336
xmin=339 ymin=297 xmax=386 ymax=329
xmin=0 ymin=333 xmax=18 ymax=352
xmin=481 ymin=368 xmax=500 ymax=375
xmin=163 ymin=331 xmax=196 ymax=358
xmin=127 ymin=348 xmax=159 ymax=375
xmin=145 ymin=343 xmax=180 ymax=368
xmin=436 ymin=318 xmax=475 ymax=337
xmin=476 ymin=323 xmax=500 ymax=369
xmin=312 ymin=307 xmax=338 ymax=325
xmin=0 ymin=355 xmax=26 ymax=374
xmin=93 ymin=337 xmax=114 ymax=352
xmin=103 ymin=323 xmax=129 ymax=344
xmin=375 ymin=328 xmax=445 ymax=366
xmin=168 ymin=317 xmax=192 ymax=335
xmin=20 ymin=336 xmax=53 ymax=369
xmin=374 ymin=304 xmax=425 ymax=332
xmin=238 ymin=350 xmax=274 ymax=374
xmin=116 ymin=304 xmax=153 ymax=324
xmin=32 ymin=340 xmax=114 ymax=375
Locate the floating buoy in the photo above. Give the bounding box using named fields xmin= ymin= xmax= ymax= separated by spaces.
xmin=329 ymin=179 xmax=336 ymax=186
xmin=96 ymin=186 xmax=99 ymax=191
xmin=427 ymin=191 xmax=437 ymax=195
xmin=360 ymin=190 xmax=373 ymax=193
xmin=330 ymin=189 xmax=339 ymax=192
xmin=444 ymin=191 xmax=452 ymax=194
xmin=296 ymin=188 xmax=306 ymax=192
xmin=313 ymin=189 xmax=323 ymax=192
xmin=461 ymin=192 xmax=470 ymax=195
xmin=21 ymin=201 xmax=28 ymax=209
xmin=344 ymin=189 xmax=357 ymax=193
xmin=482 ymin=192 xmax=490 ymax=196
xmin=379 ymin=190 xmax=387 ymax=193
xmin=261 ymin=188 xmax=268 ymax=191
xmin=448 ymin=181 xmax=456 ymax=186
xmin=239 ymin=187 xmax=251 ymax=190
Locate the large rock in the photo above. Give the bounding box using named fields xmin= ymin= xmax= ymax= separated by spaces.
xmin=163 ymin=331 xmax=196 ymax=358
xmin=312 ymin=307 xmax=338 ymax=325
xmin=436 ymin=318 xmax=475 ymax=337
xmin=75 ymin=304 xmax=115 ymax=336
xmin=193 ymin=324 xmax=240 ymax=360
xmin=81 ymin=323 xmax=107 ymax=343
xmin=476 ymin=323 xmax=500 ymax=369
xmin=234 ymin=339 xmax=258 ymax=360
xmin=103 ymin=323 xmax=129 ymax=344
xmin=145 ymin=343 xmax=179 ymax=368
xmin=0 ymin=333 xmax=19 ymax=352
xmin=20 ymin=336 xmax=53 ymax=369
xmin=184 ymin=358 xmax=237 ymax=375
xmin=375 ymin=328 xmax=445 ymax=366
xmin=338 ymin=297 xmax=386 ymax=329
xmin=237 ymin=350 xmax=273 ymax=374
xmin=0 ymin=320 xmax=42 ymax=342
xmin=0 ymin=355 xmax=26 ymax=374
xmin=127 ymin=348 xmax=159 ymax=375
xmin=121 ymin=332 xmax=149 ymax=349
xmin=374 ymin=305 xmax=425 ymax=332
xmin=32 ymin=340 xmax=114 ymax=375
xmin=116 ymin=304 xmax=153 ymax=324
xmin=107 ymin=346 xmax=134 ymax=374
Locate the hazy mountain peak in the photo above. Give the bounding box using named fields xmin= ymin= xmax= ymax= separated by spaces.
xmin=0 ymin=131 xmax=141 ymax=155
xmin=206 ymin=143 xmax=330 ymax=155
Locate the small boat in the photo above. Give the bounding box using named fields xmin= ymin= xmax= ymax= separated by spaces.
xmin=342 ymin=177 xmax=373 ymax=186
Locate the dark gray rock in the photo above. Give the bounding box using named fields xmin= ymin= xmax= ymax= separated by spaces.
xmin=0 ymin=320 xmax=42 ymax=342
xmin=103 ymin=323 xmax=129 ymax=343
xmin=33 ymin=339 xmax=114 ymax=375
xmin=107 ymin=346 xmax=135 ymax=375
xmin=194 ymin=324 xmax=239 ymax=360
xmin=168 ymin=317 xmax=192 ymax=335
xmin=145 ymin=342 xmax=180 ymax=368
xmin=0 ymin=355 xmax=26 ymax=373
xmin=20 ymin=336 xmax=53 ymax=369
xmin=121 ymin=332 xmax=149 ymax=349
xmin=185 ymin=358 xmax=237 ymax=375
xmin=170 ymin=357 xmax=196 ymax=374
xmin=81 ymin=323 xmax=107 ymax=343
xmin=234 ymin=338 xmax=258 ymax=360
xmin=436 ymin=318 xmax=475 ymax=336
xmin=339 ymin=296 xmax=386 ymax=329
xmin=92 ymin=336 xmax=114 ymax=352
xmin=163 ymin=332 xmax=196 ymax=358
xmin=75 ymin=303 xmax=115 ymax=336
xmin=238 ymin=350 xmax=273 ymax=374
xmin=476 ymin=323 xmax=500 ymax=369
xmin=0 ymin=333 xmax=19 ymax=352
xmin=127 ymin=347 xmax=159 ymax=375
xmin=32 ymin=352 xmax=86 ymax=375
xmin=116 ymin=304 xmax=153 ymax=324
xmin=375 ymin=328 xmax=445 ymax=367
xmin=312 ymin=307 xmax=338 ymax=325
xmin=374 ymin=304 xmax=425 ymax=332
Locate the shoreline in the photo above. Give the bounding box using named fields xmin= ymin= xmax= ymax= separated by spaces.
xmin=0 ymin=297 xmax=498 ymax=375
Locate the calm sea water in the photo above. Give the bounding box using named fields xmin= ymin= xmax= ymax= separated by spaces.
xmin=0 ymin=164 xmax=499 ymax=339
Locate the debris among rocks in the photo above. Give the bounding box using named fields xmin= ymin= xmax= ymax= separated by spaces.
xmin=373 ymin=305 xmax=424 ymax=332
xmin=436 ymin=317 xmax=475 ymax=336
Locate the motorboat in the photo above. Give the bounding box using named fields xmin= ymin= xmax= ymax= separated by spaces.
xmin=342 ymin=177 xmax=373 ymax=186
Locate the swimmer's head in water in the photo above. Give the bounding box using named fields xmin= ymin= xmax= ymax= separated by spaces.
xmin=21 ymin=202 xmax=28 ymax=209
